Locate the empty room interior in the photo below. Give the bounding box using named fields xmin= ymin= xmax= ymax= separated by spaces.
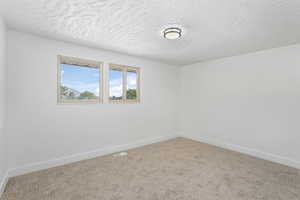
xmin=1 ymin=0 xmax=300 ymax=199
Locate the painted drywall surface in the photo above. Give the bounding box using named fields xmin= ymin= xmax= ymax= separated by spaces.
xmin=179 ymin=44 xmax=300 ymax=166
xmin=7 ymin=31 xmax=178 ymax=170
xmin=0 ymin=17 xmax=7 ymax=189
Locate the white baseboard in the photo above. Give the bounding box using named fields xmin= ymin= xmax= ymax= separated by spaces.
xmin=8 ymin=133 xmax=299 ymax=180
xmin=0 ymin=171 xmax=9 ymax=197
xmin=8 ymin=135 xmax=177 ymax=177
xmin=183 ymin=135 xmax=300 ymax=170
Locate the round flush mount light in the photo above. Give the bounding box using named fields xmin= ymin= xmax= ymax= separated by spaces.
xmin=163 ymin=27 xmax=182 ymax=40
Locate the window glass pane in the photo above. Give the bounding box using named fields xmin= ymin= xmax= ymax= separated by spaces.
xmin=60 ymin=64 xmax=99 ymax=100
xmin=109 ymin=68 xmax=123 ymax=100
xmin=126 ymin=70 xmax=137 ymax=100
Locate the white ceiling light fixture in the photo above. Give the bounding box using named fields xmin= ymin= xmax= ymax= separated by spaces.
xmin=163 ymin=27 xmax=182 ymax=40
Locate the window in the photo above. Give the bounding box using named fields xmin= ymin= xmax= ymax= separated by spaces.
xmin=109 ymin=64 xmax=140 ymax=103
xmin=109 ymin=67 xmax=123 ymax=101
xmin=57 ymin=56 xmax=103 ymax=103
xmin=126 ymin=69 xmax=138 ymax=100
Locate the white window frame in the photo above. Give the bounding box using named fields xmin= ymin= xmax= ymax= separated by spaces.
xmin=57 ymin=55 xmax=103 ymax=104
xmin=109 ymin=64 xmax=140 ymax=103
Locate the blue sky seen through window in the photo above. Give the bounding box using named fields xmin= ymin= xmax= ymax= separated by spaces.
xmin=127 ymin=71 xmax=137 ymax=90
xmin=60 ymin=63 xmax=138 ymax=101
xmin=109 ymin=69 xmax=123 ymax=99
xmin=61 ymin=64 xmax=100 ymax=97
xmin=109 ymin=69 xmax=138 ymax=100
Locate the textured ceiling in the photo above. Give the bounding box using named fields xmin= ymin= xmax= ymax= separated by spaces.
xmin=1 ymin=0 xmax=300 ymax=66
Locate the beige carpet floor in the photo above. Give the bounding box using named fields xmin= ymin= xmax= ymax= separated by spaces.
xmin=1 ymin=137 xmax=300 ymax=200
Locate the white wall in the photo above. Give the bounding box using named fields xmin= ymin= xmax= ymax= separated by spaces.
xmin=179 ymin=44 xmax=300 ymax=168
xmin=0 ymin=17 xmax=7 ymax=192
xmin=6 ymin=28 xmax=300 ymax=178
xmin=7 ymin=31 xmax=178 ymax=174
